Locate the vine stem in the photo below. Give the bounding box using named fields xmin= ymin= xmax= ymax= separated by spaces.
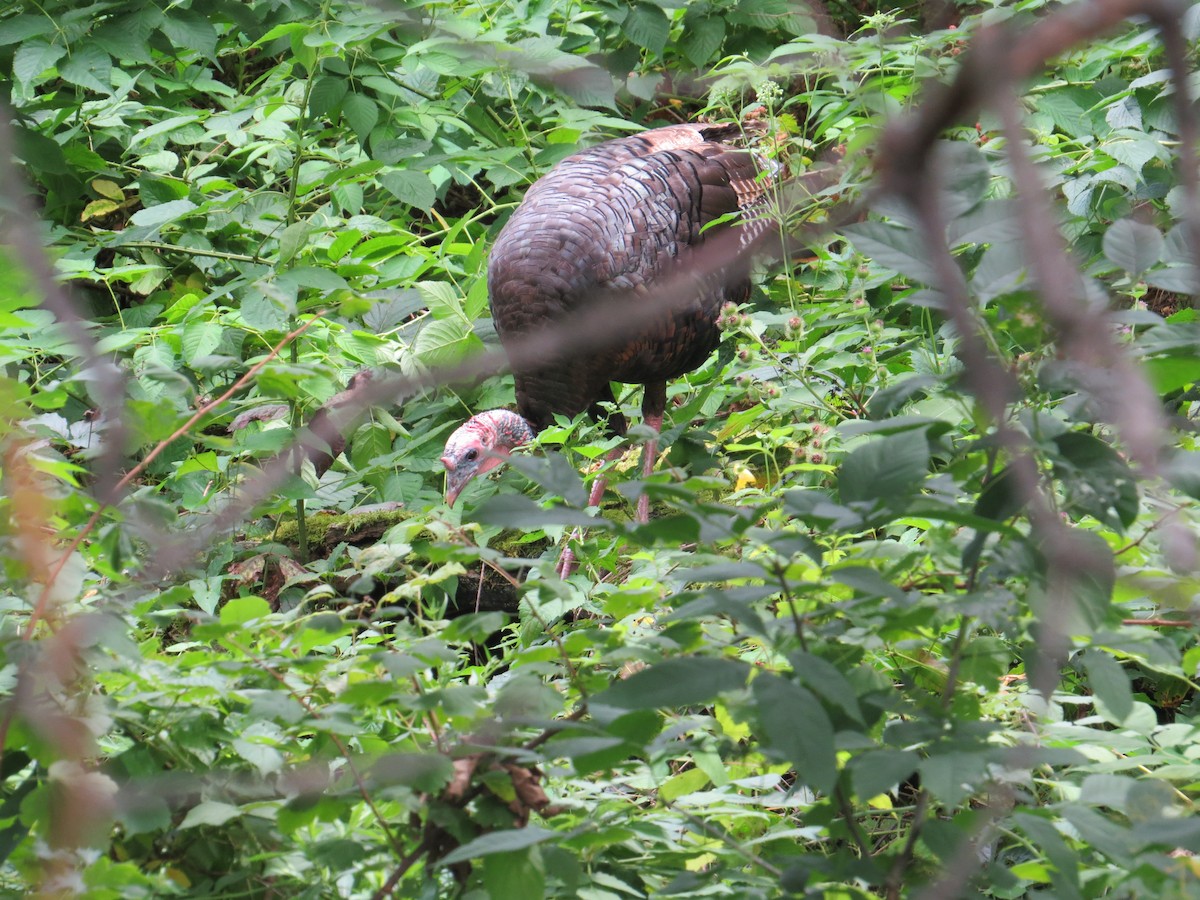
xmin=22 ymin=315 xmax=324 ymax=639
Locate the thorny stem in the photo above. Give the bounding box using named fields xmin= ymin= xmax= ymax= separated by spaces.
xmin=835 ymin=782 xmax=874 ymax=859
xmin=772 ymin=559 xmax=809 ymax=652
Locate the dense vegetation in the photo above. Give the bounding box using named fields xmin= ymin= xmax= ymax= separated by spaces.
xmin=2 ymin=0 xmax=1200 ymax=896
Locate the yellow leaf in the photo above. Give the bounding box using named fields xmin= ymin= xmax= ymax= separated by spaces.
xmin=91 ymin=178 xmax=124 ymax=201
xmin=1010 ymin=861 xmax=1053 ymax=883
xmin=715 ymin=703 xmax=751 ymax=741
xmin=867 ymin=793 xmax=893 ymax=810
xmin=734 ymin=467 xmax=757 ymax=491
xmin=81 ymin=199 xmax=119 ymax=222
xmin=166 ymin=868 xmax=191 ymax=888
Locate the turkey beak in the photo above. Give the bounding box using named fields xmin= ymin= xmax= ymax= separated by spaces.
xmin=443 ymin=456 xmax=466 ymax=507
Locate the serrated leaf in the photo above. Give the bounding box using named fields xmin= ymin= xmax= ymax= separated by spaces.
xmin=91 ymin=179 xmax=124 ymax=201
xmin=1105 ymin=95 xmax=1142 ymax=131
xmin=380 ymin=170 xmax=435 ymax=212
xmin=1103 ymin=138 xmax=1161 ymax=176
xmin=309 ymin=75 xmax=348 ymax=119
xmin=596 ymin=658 xmax=750 ymax=709
xmin=850 ymin=749 xmax=919 ymax=801
xmin=948 ymin=198 xmax=1022 ymax=248
xmin=12 ymin=40 xmax=64 ymax=86
xmin=1103 ymin=219 xmax=1163 ymax=276
xmin=413 ymin=317 xmax=473 ymax=367
xmin=369 ymin=752 xmax=453 ymax=792
xmin=790 ymin=652 xmax=863 ymax=724
xmin=0 ymin=14 xmax=53 ymax=46
xmin=440 ymin=827 xmax=555 ymax=866
xmin=934 ymin=141 xmax=988 ymax=220
xmin=970 ymin=241 xmax=1026 ymax=302
xmin=1084 ymin=650 xmax=1133 ymax=724
xmin=342 ymin=93 xmax=379 ymax=142
xmin=220 ymin=596 xmax=271 ymax=626
xmin=483 ymin=848 xmax=545 ymax=900
xmin=232 ymin=739 xmax=284 ymax=776
xmin=475 ymin=493 xmax=603 ymax=529
xmin=838 ymin=429 xmax=929 ymax=508
xmin=277 ymin=221 xmax=311 ymax=265
xmin=623 ymin=4 xmax=670 ymax=55
xmin=182 ymin=321 xmax=222 ymax=364
xmin=551 ymin=64 xmax=617 ymax=109
xmin=160 ymin=10 xmax=218 ymax=59
xmin=130 ymin=114 xmax=202 ymax=148
xmin=752 ymin=674 xmax=836 ymax=792
xmin=59 ymin=44 xmax=112 ymax=93
xmin=681 ymin=15 xmax=725 ymax=67
xmin=180 ymin=801 xmax=240 ymax=829
xmin=843 ymin=221 xmax=938 ymax=284
xmin=130 ymin=199 xmax=198 ymax=228
xmin=81 ymin=199 xmax=120 ymax=222
xmin=1032 ymin=528 xmax=1113 ymax=634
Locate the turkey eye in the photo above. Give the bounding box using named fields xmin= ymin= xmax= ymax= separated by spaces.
xmin=465 ymin=449 xmax=478 ymax=462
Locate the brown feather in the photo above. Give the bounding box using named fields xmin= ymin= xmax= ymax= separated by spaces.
xmin=488 ymin=123 xmax=773 ymax=434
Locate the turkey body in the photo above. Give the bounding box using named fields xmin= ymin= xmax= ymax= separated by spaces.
xmin=489 ymin=122 xmax=769 ymax=434
xmin=442 ymin=122 xmax=773 ymax=521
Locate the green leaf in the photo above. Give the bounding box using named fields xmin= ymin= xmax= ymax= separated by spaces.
xmin=0 ymin=14 xmax=53 ymax=46
xmin=549 ymin=64 xmax=617 ymax=109
xmin=958 ymin=636 xmax=1010 ymax=689
xmin=181 ymin=321 xmax=222 ymax=364
xmin=1084 ymin=650 xmax=1133 ymax=724
xmin=412 ymin=317 xmax=475 ymax=367
xmin=681 ymin=15 xmax=725 ymax=67
xmin=596 ymin=658 xmax=750 ymax=709
xmin=843 ymin=221 xmax=938 ymax=284
xmin=1103 ymin=219 xmax=1164 ymax=276
xmin=838 ymin=428 xmax=929 ymax=508
xmin=59 ymin=44 xmax=112 ymax=93
xmin=130 ymin=199 xmax=198 ymax=229
xmin=220 ymin=596 xmax=271 ymax=626
xmin=660 ymin=766 xmax=711 ymax=801
xmin=440 ymin=826 xmax=556 ymax=866
xmin=623 ymin=4 xmax=670 ymax=55
xmin=752 ymin=674 xmax=836 ymax=792
xmin=159 ymin=10 xmax=218 ymax=59
xmin=380 ymin=170 xmax=435 ymax=212
xmin=180 ymin=801 xmax=240 ymax=829
xmin=277 ymin=221 xmax=311 ymax=265
xmin=1032 ymin=528 xmax=1114 ymax=634
xmin=12 ymin=40 xmax=64 ymax=86
xmin=850 ymin=749 xmax=919 ymax=801
xmin=790 ymin=652 xmax=863 ymax=724
xmin=1141 ymin=354 xmax=1200 ymax=394
xmin=342 ymin=93 xmax=379 ymax=141
xmin=369 ymin=752 xmax=453 ymax=792
xmin=934 ymin=141 xmax=988 ymax=220
xmin=475 ymin=494 xmax=605 ymax=529
xmin=483 ymin=848 xmax=545 ymax=900
xmin=309 ymin=75 xmax=349 ymax=119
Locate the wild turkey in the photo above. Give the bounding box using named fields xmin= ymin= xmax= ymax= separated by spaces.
xmin=441 ymin=122 xmax=774 ymax=557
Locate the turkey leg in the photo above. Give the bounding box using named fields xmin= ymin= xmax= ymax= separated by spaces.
xmin=557 ymin=383 xmax=665 ymax=576
xmin=636 ymin=381 xmax=666 ymax=524
xmin=556 ymin=448 xmax=621 ymax=578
